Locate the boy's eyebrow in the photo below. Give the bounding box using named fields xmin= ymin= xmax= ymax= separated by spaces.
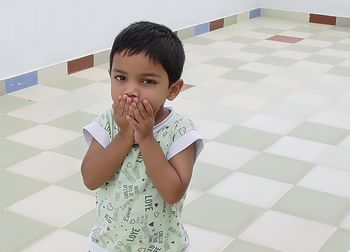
xmin=112 ymin=68 xmax=162 ymax=79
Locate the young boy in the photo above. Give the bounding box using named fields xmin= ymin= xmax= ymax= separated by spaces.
xmin=81 ymin=21 xmax=204 ymax=252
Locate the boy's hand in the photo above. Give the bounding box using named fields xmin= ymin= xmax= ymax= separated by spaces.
xmin=113 ymin=95 xmax=134 ymax=139
xmin=126 ymin=100 xmax=158 ymax=144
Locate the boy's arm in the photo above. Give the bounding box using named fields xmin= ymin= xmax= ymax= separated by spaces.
xmin=81 ymin=132 xmax=134 ymax=190
xmin=139 ymin=138 xmax=195 ymax=204
xmin=127 ymin=100 xmax=197 ymax=204
xmin=81 ymin=96 xmax=135 ymax=190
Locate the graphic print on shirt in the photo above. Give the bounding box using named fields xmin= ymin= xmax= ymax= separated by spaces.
xmin=85 ymin=109 xmax=199 ymax=251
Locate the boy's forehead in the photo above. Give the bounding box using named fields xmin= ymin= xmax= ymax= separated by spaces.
xmin=112 ymin=51 xmax=162 ymax=70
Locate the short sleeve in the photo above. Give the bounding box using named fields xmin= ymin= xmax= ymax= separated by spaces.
xmin=83 ymin=109 xmax=116 ymax=148
xmin=166 ymin=117 xmax=204 ymax=160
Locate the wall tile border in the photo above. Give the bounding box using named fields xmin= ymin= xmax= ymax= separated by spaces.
xmin=2 ymin=8 xmax=350 ymax=95
xmin=67 ymin=55 xmax=94 ymax=74
xmin=309 ymin=14 xmax=336 ymax=25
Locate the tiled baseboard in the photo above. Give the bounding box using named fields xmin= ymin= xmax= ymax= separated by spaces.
xmin=1 ymin=8 xmax=350 ymax=95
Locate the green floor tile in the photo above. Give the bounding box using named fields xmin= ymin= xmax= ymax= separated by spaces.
xmin=285 ymin=44 xmax=322 ymax=53
xmin=257 ymin=56 xmax=297 ymax=67
xmin=47 ymin=111 xmax=96 ymax=133
xmin=289 ymin=122 xmax=350 ymax=145
xmin=309 ymin=34 xmax=343 ymax=42
xmin=183 ymin=36 xmax=217 ymax=45
xmin=319 ymin=229 xmax=350 ymax=252
xmin=214 ymin=126 xmax=281 ymax=151
xmin=330 ymin=43 xmax=350 ymax=51
xmin=182 ymin=194 xmax=263 ymax=236
xmin=225 ymin=36 xmax=259 ymax=44
xmin=328 ymin=66 xmax=350 ymax=77
xmin=272 ymin=187 xmax=350 ymax=226
xmin=304 ymin=55 xmax=345 ymax=65
xmin=0 ymin=210 xmax=54 ymax=252
xmin=52 ymin=136 xmax=87 ymax=159
xmin=0 ymin=115 xmax=37 ymax=138
xmin=292 ymin=26 xmax=325 ymax=34
xmin=205 ymin=57 xmax=247 ymax=68
xmin=0 ymin=171 xmax=48 ymax=208
xmin=190 ymin=162 xmax=233 ymax=191
xmin=253 ymin=27 xmax=285 ymax=35
xmin=57 ymin=172 xmax=94 ymax=196
xmin=222 ymin=69 xmax=267 ymax=83
xmin=65 ymin=209 xmax=95 ymax=236
xmin=41 ymin=76 xmax=94 ymax=90
xmin=223 ymin=239 xmax=280 ymax=252
xmin=240 ymin=153 xmax=314 ymax=184
xmin=0 ymin=95 xmax=34 ymax=114
xmin=241 ymin=45 xmax=276 ymax=55
xmin=0 ymin=139 xmax=42 ymax=169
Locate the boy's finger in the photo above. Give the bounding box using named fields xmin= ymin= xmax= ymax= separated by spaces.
xmin=125 ymin=115 xmax=138 ymax=130
xmin=143 ymin=100 xmax=154 ymax=116
xmin=133 ymin=103 xmax=143 ymax=121
xmin=136 ymin=101 xmax=148 ymax=119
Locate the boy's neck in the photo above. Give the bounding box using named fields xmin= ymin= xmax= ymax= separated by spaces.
xmin=155 ymin=106 xmax=170 ymax=125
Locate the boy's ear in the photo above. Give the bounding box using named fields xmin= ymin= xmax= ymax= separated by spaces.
xmin=167 ymin=79 xmax=184 ymax=101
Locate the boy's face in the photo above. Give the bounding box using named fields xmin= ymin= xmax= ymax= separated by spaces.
xmin=110 ymin=52 xmax=176 ymax=113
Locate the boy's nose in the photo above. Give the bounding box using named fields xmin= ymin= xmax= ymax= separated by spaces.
xmin=124 ymin=82 xmax=139 ymax=98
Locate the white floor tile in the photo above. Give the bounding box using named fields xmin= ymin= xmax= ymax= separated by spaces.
xmin=184 ymin=224 xmax=234 ymax=252
xmin=265 ymin=136 xmax=333 ymax=163
xmin=70 ymin=67 xmax=109 ymax=81
xmin=80 ymin=100 xmax=112 ymax=115
xmin=298 ymin=166 xmax=350 ymax=199
xmin=321 ymin=146 xmax=350 ymax=172
xmin=297 ymin=39 xmax=333 ymax=48
xmin=264 ymin=92 xmax=330 ymax=119
xmin=22 ymin=229 xmax=87 ymax=252
xmin=309 ymin=109 xmax=350 ymax=130
xmin=7 ymin=125 xmax=80 ymax=150
xmin=7 ymin=102 xmax=74 ymax=123
xmin=8 ymin=85 xmax=67 ymax=102
xmin=239 ymin=210 xmax=336 ymax=252
xmin=7 ymin=185 xmax=95 ymax=227
xmin=279 ymin=30 xmax=314 ymax=38
xmin=219 ymin=93 xmax=271 ymax=112
xmin=208 ymin=172 xmax=292 ymax=208
xmin=198 ymin=141 xmax=259 ymax=170
xmin=240 ymin=113 xmax=301 ymax=135
xmin=6 ymin=151 xmax=81 ymax=183
xmin=190 ymin=117 xmax=232 ymax=140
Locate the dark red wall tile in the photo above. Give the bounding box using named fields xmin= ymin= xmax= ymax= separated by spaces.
xmin=68 ymin=55 xmax=94 ymax=74
xmin=309 ymin=14 xmax=336 ymax=25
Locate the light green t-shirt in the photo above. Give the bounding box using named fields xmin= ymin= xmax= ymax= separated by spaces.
xmin=83 ymin=108 xmax=203 ymax=252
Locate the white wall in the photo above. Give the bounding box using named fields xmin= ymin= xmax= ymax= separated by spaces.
xmin=0 ymin=0 xmax=257 ymax=80
xmin=258 ymin=0 xmax=350 ymax=18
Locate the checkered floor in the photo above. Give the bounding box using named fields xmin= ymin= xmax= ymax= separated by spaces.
xmin=1 ymin=16 xmax=350 ymax=252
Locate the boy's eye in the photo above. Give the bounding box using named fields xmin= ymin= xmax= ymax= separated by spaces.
xmin=143 ymin=79 xmax=156 ymax=85
xmin=115 ymin=75 xmax=126 ymax=81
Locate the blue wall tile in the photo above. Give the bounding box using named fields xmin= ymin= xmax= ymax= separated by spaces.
xmin=5 ymin=71 xmax=38 ymax=94
xmin=194 ymin=23 xmax=210 ymax=36
xmin=250 ymin=8 xmax=261 ymax=19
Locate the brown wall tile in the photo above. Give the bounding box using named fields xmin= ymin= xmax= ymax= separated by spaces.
xmin=68 ymin=55 xmax=94 ymax=74
xmin=210 ymin=19 xmax=224 ymax=31
xmin=309 ymin=14 xmax=336 ymax=25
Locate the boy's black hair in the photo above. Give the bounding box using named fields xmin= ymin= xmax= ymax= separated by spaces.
xmin=109 ymin=21 xmax=185 ymax=86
